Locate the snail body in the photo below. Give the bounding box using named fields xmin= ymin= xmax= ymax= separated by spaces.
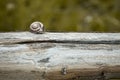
xmin=30 ymin=21 xmax=44 ymax=34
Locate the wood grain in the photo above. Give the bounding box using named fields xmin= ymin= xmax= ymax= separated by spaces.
xmin=0 ymin=32 xmax=120 ymax=80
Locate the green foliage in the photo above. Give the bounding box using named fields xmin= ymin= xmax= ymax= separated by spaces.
xmin=0 ymin=0 xmax=120 ymax=32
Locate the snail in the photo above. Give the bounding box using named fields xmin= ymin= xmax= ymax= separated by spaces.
xmin=30 ymin=21 xmax=44 ymax=34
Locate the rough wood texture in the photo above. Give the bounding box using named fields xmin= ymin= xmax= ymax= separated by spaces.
xmin=0 ymin=32 xmax=120 ymax=80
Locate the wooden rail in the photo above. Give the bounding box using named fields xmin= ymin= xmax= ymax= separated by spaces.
xmin=0 ymin=32 xmax=120 ymax=80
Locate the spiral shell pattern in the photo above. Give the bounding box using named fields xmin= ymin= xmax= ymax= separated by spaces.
xmin=30 ymin=21 xmax=44 ymax=34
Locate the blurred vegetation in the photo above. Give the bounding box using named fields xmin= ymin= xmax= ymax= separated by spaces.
xmin=0 ymin=0 xmax=120 ymax=32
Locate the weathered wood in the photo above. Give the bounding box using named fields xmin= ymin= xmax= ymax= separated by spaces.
xmin=0 ymin=32 xmax=120 ymax=80
xmin=0 ymin=32 xmax=120 ymax=44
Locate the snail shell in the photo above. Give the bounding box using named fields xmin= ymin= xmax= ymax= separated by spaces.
xmin=30 ymin=21 xmax=44 ymax=34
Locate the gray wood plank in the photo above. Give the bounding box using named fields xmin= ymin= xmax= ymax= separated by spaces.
xmin=0 ymin=32 xmax=120 ymax=44
xmin=0 ymin=32 xmax=120 ymax=80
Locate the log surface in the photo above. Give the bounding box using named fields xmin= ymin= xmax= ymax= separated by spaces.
xmin=0 ymin=32 xmax=120 ymax=80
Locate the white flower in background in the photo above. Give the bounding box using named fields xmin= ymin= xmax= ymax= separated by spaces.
xmin=85 ymin=15 xmax=93 ymax=23
xmin=6 ymin=2 xmax=15 ymax=11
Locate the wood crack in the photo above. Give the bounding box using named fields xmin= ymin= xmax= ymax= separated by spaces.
xmin=15 ymin=40 xmax=120 ymax=44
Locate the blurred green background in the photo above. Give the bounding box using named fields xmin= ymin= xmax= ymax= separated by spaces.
xmin=0 ymin=0 xmax=120 ymax=32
